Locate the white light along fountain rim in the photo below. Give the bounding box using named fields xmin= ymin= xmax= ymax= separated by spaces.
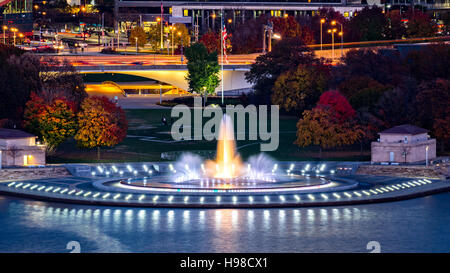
xmin=93 ymin=177 xmax=359 ymax=196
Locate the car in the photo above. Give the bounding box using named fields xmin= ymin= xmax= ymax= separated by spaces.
xmin=75 ymin=32 xmax=91 ymax=38
xmin=130 ymin=61 xmax=144 ymax=65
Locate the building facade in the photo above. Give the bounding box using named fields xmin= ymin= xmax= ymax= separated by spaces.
xmin=371 ymin=124 xmax=436 ymax=164
xmin=0 ymin=129 xmax=46 ymax=168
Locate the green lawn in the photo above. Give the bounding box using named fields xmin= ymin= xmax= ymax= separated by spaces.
xmin=48 ymin=108 xmax=371 ymax=163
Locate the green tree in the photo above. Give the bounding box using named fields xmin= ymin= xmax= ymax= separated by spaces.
xmin=271 ymin=63 xmax=330 ymax=114
xmin=129 ymin=26 xmax=147 ymax=48
xmin=348 ymin=6 xmax=387 ymax=41
xmin=338 ymin=76 xmax=391 ymax=110
xmin=184 ymin=43 xmax=220 ymax=105
xmin=147 ymin=24 xmax=162 ymax=50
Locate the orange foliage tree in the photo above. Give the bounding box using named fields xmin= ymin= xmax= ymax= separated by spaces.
xmin=74 ymin=96 xmax=128 ymax=160
xmin=295 ymin=91 xmax=364 ymax=157
xmin=23 ymin=92 xmax=77 ymax=153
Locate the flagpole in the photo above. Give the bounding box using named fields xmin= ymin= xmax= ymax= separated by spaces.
xmin=221 ymin=9 xmax=224 ymax=105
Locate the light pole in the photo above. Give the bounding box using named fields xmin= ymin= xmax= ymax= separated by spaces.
xmin=328 ymin=28 xmax=337 ymax=60
xmin=170 ymin=25 xmax=176 ymax=56
xmin=135 ymin=37 xmax=138 ymax=54
xmin=320 ymin=18 xmax=325 ymax=51
xmin=11 ymin=28 xmax=18 ymax=46
xmin=331 ymin=20 xmax=344 ymax=57
xmin=178 ymin=31 xmax=183 ymax=64
xmin=157 ymin=17 xmax=163 ymax=53
xmin=425 ymin=146 xmax=429 ymax=166
xmin=160 ymin=84 xmax=162 ymax=104
xmin=2 ymin=26 xmax=7 ymax=44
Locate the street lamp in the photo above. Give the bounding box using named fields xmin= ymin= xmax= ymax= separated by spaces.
xmin=135 ymin=37 xmax=138 ymax=54
xmin=157 ymin=17 xmax=163 ymax=52
xmin=320 ymin=18 xmax=325 ymax=51
xmin=2 ymin=26 xmax=7 ymax=44
xmin=327 ymin=28 xmax=337 ymax=60
xmin=331 ymin=20 xmax=344 ymax=57
xmin=170 ymin=25 xmax=176 ymax=56
xmin=178 ymin=31 xmax=184 ymax=64
xmin=11 ymin=28 xmax=18 ymax=46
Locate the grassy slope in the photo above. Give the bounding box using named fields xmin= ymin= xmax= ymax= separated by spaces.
xmin=48 ymin=108 xmax=370 ymax=163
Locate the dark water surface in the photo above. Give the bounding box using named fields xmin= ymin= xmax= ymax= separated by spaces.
xmin=0 ymin=193 xmax=449 ymax=253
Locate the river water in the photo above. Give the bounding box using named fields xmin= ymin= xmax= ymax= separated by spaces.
xmin=0 ymin=193 xmax=449 ymax=253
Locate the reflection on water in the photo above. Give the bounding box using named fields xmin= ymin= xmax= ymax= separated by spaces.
xmin=0 ymin=193 xmax=449 ymax=253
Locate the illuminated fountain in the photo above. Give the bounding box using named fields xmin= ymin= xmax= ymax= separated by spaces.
xmin=170 ymin=114 xmax=278 ymax=184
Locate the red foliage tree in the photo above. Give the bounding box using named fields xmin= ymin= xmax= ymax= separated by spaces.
xmin=199 ymin=31 xmax=220 ymax=53
xmin=271 ymin=16 xmax=314 ymax=44
xmin=317 ymin=90 xmax=356 ymax=122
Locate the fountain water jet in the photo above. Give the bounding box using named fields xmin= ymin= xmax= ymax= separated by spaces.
xmin=205 ymin=114 xmax=243 ymax=179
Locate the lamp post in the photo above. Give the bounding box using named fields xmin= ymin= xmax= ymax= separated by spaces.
xmin=178 ymin=31 xmax=183 ymax=64
xmin=425 ymin=146 xmax=429 ymax=166
xmin=2 ymin=26 xmax=7 ymax=44
xmin=157 ymin=17 xmax=163 ymax=53
xmin=170 ymin=25 xmax=176 ymax=56
xmin=331 ymin=20 xmax=344 ymax=57
xmin=327 ymin=28 xmax=337 ymax=60
xmin=135 ymin=37 xmax=138 ymax=54
xmin=320 ymin=18 xmax=325 ymax=51
xmin=11 ymin=28 xmax=18 ymax=46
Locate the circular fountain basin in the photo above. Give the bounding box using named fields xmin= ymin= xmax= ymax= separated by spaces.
xmin=94 ymin=174 xmax=358 ymax=196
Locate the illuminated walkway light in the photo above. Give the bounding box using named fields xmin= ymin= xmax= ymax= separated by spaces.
xmin=113 ymin=194 xmax=121 ymax=200
xmin=93 ymin=193 xmax=100 ymax=198
xmin=22 ymin=184 xmax=31 ymax=189
xmin=102 ymin=193 xmax=110 ymax=199
xmin=200 ymin=197 xmax=205 ymax=203
xmin=75 ymin=190 xmax=84 ymax=196
xmin=45 ymin=186 xmax=54 ymax=192
xmin=37 ymin=186 xmax=46 ymax=191
xmin=232 ymin=196 xmax=237 ymax=203
xmin=248 ymin=196 xmax=254 ymax=202
xmin=321 ymin=194 xmax=328 ymax=200
xmin=138 ymin=195 xmax=145 ymax=201
xmin=153 ymin=195 xmax=159 ymax=202
xmin=216 ymin=196 xmax=221 ymax=202
xmin=264 ymin=196 xmax=270 ymax=202
xmin=7 ymin=182 xmax=16 ymax=187
xmin=15 ymin=183 xmax=23 ymax=188
xmin=362 ymin=191 xmax=371 ymax=196
xmin=353 ymin=191 xmax=362 ymax=197
xmin=294 ymin=195 xmax=300 ymax=201
xmin=52 ymin=187 xmax=61 ymax=193
xmin=125 ymin=194 xmax=132 ymax=200
xmin=184 ymin=196 xmax=189 ymax=202
xmin=60 ymin=189 xmax=68 ymax=194
xmin=84 ymin=192 xmax=92 ymax=197
xmin=308 ymin=194 xmax=315 ymax=201
xmin=344 ymin=192 xmax=352 ymax=198
xmin=168 ymin=196 xmax=174 ymax=202
xmin=279 ymin=195 xmax=285 ymax=202
xmin=30 ymin=185 xmax=38 ymax=190
xmin=333 ymin=193 xmax=341 ymax=199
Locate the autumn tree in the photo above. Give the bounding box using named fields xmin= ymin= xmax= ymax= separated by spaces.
xmin=405 ymin=11 xmax=437 ymax=38
xmin=403 ymin=43 xmax=450 ymax=82
xmin=0 ymin=49 xmax=41 ymax=125
xmin=271 ymin=63 xmax=330 ymax=114
xmin=246 ymin=36 xmax=317 ymax=104
xmin=295 ymin=106 xmax=363 ymax=158
xmin=75 ymin=96 xmax=128 ymax=160
xmin=271 ymin=16 xmax=314 ymax=44
xmin=200 ymin=31 xmax=220 ymax=53
xmin=184 ymin=43 xmax=220 ymax=105
xmin=338 ymin=76 xmax=391 ymax=110
xmin=23 ymin=93 xmax=77 ymax=153
xmin=415 ymin=78 xmax=450 ymax=151
xmin=39 ymin=57 xmax=87 ymax=111
xmin=129 ymin=26 xmax=147 ymax=48
xmin=385 ymin=10 xmax=407 ymax=39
